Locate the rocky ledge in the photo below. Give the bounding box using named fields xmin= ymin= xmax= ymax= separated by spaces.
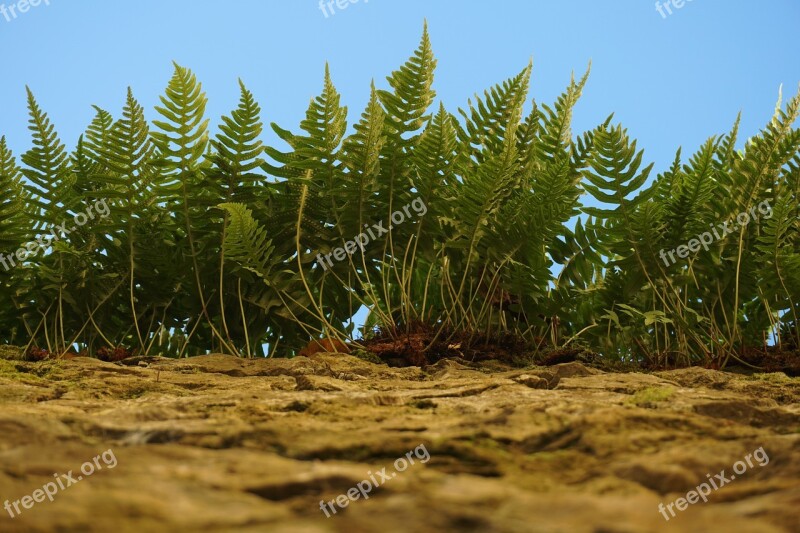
xmin=0 ymin=354 xmax=798 ymax=532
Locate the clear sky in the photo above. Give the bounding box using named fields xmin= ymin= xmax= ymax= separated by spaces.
xmin=1 ymin=0 xmax=798 ymax=177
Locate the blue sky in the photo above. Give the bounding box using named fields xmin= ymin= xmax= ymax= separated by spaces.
xmin=1 ymin=0 xmax=798 ymax=176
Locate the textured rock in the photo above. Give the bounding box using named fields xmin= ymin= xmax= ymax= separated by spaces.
xmin=0 ymin=355 xmax=798 ymax=532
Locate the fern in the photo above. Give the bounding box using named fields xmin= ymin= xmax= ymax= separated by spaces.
xmin=0 ymin=137 xmax=25 ymax=253
xmin=21 ymin=88 xmax=74 ymax=229
xmin=1 ymin=27 xmax=797 ymax=368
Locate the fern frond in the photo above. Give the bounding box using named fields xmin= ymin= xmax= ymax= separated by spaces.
xmin=0 ymin=137 xmax=26 ymax=251
xmin=456 ymin=62 xmax=531 ymax=171
xmin=217 ymin=203 xmax=276 ymax=280
xmin=21 ymin=87 xmax=74 ymax=228
xmin=151 ymin=63 xmax=210 ymax=185
xmin=378 ymin=21 xmax=437 ymax=139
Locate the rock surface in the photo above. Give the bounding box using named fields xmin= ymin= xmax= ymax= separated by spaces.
xmin=0 ymin=354 xmax=798 ymax=532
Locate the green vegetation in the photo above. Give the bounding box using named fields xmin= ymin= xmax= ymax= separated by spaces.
xmin=627 ymin=386 xmax=676 ymax=406
xmin=0 ymin=25 xmax=798 ymax=367
xmin=0 ymin=358 xmax=66 ymax=383
xmin=748 ymin=372 xmax=796 ymax=384
xmin=350 ymin=349 xmax=383 ymax=365
xmin=0 ymin=345 xmax=24 ymax=360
